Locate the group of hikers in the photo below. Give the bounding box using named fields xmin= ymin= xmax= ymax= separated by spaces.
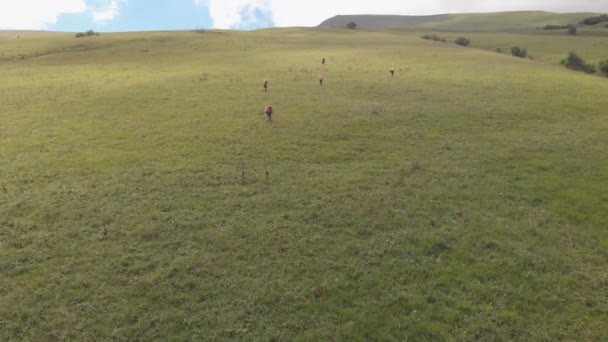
xmin=263 ymin=57 xmax=396 ymax=122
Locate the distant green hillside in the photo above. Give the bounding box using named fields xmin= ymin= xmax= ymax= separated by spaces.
xmin=319 ymin=11 xmax=603 ymax=31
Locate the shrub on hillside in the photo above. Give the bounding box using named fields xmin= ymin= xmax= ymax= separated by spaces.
xmin=511 ymin=46 xmax=527 ymax=58
xmin=421 ymin=34 xmax=446 ymax=42
xmin=75 ymin=30 xmax=100 ymax=38
xmin=599 ymin=60 xmax=608 ymax=76
xmin=454 ymin=37 xmax=470 ymax=47
xmin=544 ymin=24 xmax=569 ymax=30
xmin=346 ymin=22 xmax=357 ymax=29
xmin=543 ymin=24 xmax=577 ymax=34
xmin=561 ymin=52 xmax=597 ymax=74
xmin=580 ymin=14 xmax=608 ymax=26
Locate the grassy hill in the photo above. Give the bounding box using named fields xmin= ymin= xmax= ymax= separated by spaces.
xmin=431 ymin=30 xmax=608 ymax=64
xmin=320 ymin=11 xmax=603 ymax=31
xmin=1 ymin=27 xmax=607 ymax=340
xmin=319 ymin=14 xmax=449 ymax=30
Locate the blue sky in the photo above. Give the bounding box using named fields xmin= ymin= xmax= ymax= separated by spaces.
xmin=0 ymin=0 xmax=277 ymax=31
xmin=50 ymin=0 xmax=216 ymax=32
xmin=1 ymin=0 xmax=606 ymax=32
xmin=48 ymin=0 xmax=275 ymax=32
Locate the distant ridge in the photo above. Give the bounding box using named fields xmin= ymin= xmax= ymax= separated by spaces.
xmin=0 ymin=30 xmax=64 ymax=38
xmin=319 ymin=14 xmax=449 ymax=30
xmin=318 ymin=11 xmax=603 ymax=31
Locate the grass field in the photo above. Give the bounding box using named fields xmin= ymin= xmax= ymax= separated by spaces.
xmin=1 ymin=25 xmax=608 ymax=340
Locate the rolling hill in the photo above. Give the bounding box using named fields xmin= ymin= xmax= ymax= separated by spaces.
xmin=319 ymin=11 xmax=604 ymax=31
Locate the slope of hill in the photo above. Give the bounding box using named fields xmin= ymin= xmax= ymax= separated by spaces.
xmin=425 ymin=30 xmax=608 ymax=64
xmin=319 ymin=14 xmax=449 ymax=29
xmin=319 ymin=11 xmax=603 ymax=31
xmin=1 ymin=28 xmax=607 ymax=340
xmin=0 ymin=30 xmax=64 ymax=38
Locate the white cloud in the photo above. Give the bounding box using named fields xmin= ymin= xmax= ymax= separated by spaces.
xmin=195 ymin=0 xmax=272 ymax=29
xmin=0 ymin=0 xmax=86 ymax=30
xmin=197 ymin=0 xmax=608 ymax=28
xmin=93 ymin=0 xmax=126 ymax=23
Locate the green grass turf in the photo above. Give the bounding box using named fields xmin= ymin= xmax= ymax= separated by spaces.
xmin=1 ymin=28 xmax=607 ymax=340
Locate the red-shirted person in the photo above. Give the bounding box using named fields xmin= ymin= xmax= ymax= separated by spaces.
xmin=264 ymin=105 xmax=273 ymax=122
xmin=319 ymin=74 xmax=324 ymax=86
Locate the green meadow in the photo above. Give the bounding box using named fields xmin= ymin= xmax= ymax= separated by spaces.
xmin=1 ymin=21 xmax=607 ymax=340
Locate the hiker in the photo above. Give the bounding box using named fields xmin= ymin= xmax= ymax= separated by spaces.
xmin=319 ymin=74 xmax=324 ymax=86
xmin=264 ymin=105 xmax=273 ymax=122
xmin=263 ymin=79 xmax=268 ymax=92
xmin=322 ymin=57 xmax=326 ymax=65
xmin=390 ymin=67 xmax=395 ymax=77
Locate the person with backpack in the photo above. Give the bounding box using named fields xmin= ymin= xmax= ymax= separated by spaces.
xmin=264 ymin=105 xmax=273 ymax=122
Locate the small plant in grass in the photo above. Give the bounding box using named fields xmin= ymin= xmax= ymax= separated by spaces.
xmin=599 ymin=60 xmax=608 ymax=77
xmin=454 ymin=37 xmax=470 ymax=47
xmin=561 ymin=52 xmax=597 ymax=74
xmin=511 ymin=46 xmax=527 ymax=58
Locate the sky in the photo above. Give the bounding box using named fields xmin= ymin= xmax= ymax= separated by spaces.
xmin=0 ymin=0 xmax=606 ymax=32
